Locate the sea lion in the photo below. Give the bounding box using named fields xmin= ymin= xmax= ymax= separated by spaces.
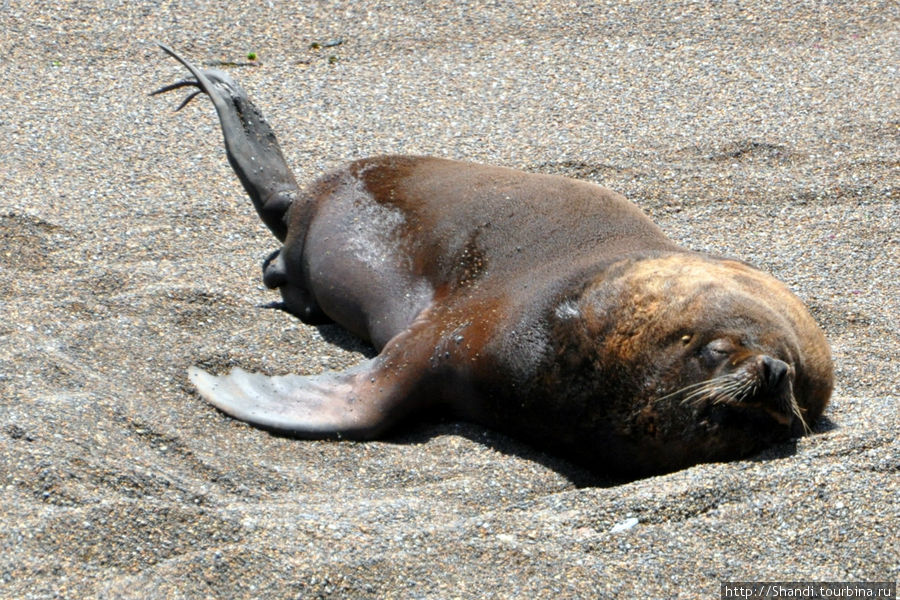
xmin=153 ymin=45 xmax=833 ymax=476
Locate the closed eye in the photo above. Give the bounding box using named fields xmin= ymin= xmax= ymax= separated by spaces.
xmin=698 ymin=339 xmax=734 ymax=368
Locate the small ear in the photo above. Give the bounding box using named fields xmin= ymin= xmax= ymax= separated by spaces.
xmin=554 ymin=299 xmax=581 ymax=321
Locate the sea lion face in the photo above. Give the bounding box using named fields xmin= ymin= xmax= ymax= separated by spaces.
xmin=563 ymin=253 xmax=834 ymax=474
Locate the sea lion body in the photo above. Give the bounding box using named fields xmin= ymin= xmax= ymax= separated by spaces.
xmin=273 ymin=155 xmax=676 ymax=347
xmin=155 ymin=46 xmax=833 ymax=476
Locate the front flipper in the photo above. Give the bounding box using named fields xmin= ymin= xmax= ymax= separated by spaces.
xmin=152 ymin=44 xmax=298 ymax=241
xmin=188 ymin=310 xmax=451 ymax=438
xmin=189 ymin=362 xmax=390 ymax=438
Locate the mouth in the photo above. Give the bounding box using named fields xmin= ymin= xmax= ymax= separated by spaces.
xmin=702 ymin=400 xmax=799 ymax=445
xmin=742 ymin=384 xmax=810 ymax=435
xmin=758 ymin=403 xmax=793 ymax=426
xmin=700 ymin=357 xmax=808 ymax=434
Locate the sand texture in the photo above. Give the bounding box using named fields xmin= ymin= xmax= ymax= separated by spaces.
xmin=1 ymin=1 xmax=897 ymax=598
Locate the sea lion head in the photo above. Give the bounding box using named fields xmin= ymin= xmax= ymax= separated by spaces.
xmin=552 ymin=253 xmax=834 ymax=475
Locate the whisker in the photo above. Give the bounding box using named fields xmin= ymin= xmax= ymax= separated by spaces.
xmin=709 ymin=379 xmax=747 ymax=405
xmin=729 ymin=379 xmax=756 ymax=404
xmin=678 ymin=385 xmax=718 ymax=406
xmin=658 ymin=375 xmax=732 ymax=403
xmin=655 ymin=365 xmax=810 ymax=434
xmin=786 ymin=380 xmax=810 ymax=434
xmin=679 ymin=376 xmax=741 ymax=407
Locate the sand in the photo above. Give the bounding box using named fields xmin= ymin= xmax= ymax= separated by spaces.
xmin=0 ymin=1 xmax=897 ymax=598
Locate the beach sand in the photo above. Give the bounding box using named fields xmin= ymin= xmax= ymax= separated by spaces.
xmin=0 ymin=1 xmax=897 ymax=597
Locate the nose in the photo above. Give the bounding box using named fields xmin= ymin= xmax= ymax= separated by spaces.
xmin=759 ymin=356 xmax=790 ymax=391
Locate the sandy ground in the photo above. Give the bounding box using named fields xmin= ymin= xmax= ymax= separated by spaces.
xmin=1 ymin=1 xmax=897 ymax=598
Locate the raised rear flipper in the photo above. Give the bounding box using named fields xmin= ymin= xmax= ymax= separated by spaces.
xmin=152 ymin=44 xmax=298 ymax=241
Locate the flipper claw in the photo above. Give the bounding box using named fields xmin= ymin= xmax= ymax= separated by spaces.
xmin=149 ymin=78 xmax=199 ymax=97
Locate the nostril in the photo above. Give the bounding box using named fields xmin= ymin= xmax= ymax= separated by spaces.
xmin=760 ymin=356 xmax=789 ymax=390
